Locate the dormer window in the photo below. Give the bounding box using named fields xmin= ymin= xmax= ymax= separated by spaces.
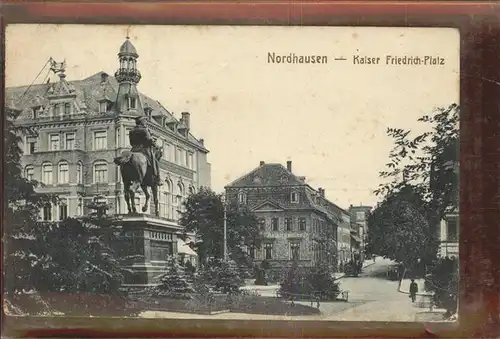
xmin=99 ymin=101 xmax=108 ymax=113
xmin=128 ymin=97 xmax=137 ymax=109
xmin=144 ymin=106 xmax=153 ymax=117
xmin=64 ymin=102 xmax=72 ymax=115
xmin=291 ymin=191 xmax=299 ymax=203
xmin=238 ymin=191 xmax=247 ymax=204
xmin=32 ymin=106 xmax=42 ymax=119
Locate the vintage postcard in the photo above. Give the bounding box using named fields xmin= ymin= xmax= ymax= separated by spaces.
xmin=4 ymin=24 xmax=459 ymax=323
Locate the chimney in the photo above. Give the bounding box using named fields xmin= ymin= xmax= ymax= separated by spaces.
xmin=181 ymin=112 xmax=190 ymax=129
xmin=286 ymin=160 xmax=292 ymax=172
xmin=319 ymin=188 xmax=325 ymax=198
xmin=101 ymin=72 xmax=109 ymax=83
xmin=260 ymin=161 xmax=265 ymax=166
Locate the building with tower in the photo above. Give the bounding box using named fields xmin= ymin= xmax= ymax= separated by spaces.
xmin=6 ymin=37 xmax=210 ymax=285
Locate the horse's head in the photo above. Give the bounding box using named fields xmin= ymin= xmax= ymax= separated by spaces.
xmin=114 ymin=150 xmax=132 ymax=165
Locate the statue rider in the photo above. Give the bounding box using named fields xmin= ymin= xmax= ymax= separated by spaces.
xmin=129 ymin=116 xmax=163 ymax=186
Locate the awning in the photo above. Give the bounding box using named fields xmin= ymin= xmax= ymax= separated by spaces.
xmin=177 ymin=239 xmax=198 ymax=256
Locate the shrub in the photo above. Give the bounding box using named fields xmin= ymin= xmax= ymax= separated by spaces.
xmin=425 ymin=256 xmax=458 ymax=317
xmin=278 ymin=262 xmax=340 ymax=301
xmin=152 ymin=256 xmax=195 ymax=299
xmin=197 ymin=258 xmax=244 ymax=294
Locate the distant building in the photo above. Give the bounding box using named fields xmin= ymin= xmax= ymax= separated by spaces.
xmin=348 ymin=205 xmax=372 ymax=262
xmin=225 ymin=160 xmax=347 ymax=279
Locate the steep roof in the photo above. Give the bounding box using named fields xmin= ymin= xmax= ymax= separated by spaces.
xmin=225 ymin=163 xmax=345 ymax=223
xmin=5 ymin=72 xmax=206 ymax=150
xmin=225 ymin=163 xmax=305 ymax=188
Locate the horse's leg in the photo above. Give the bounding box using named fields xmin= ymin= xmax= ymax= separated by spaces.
xmin=124 ymin=183 xmax=132 ymax=214
xmin=151 ymin=185 xmax=159 ymax=217
xmin=141 ymin=183 xmax=150 ymax=213
xmin=129 ymin=186 xmax=137 ymax=214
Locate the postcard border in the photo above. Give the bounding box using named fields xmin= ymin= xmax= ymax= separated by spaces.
xmin=1 ymin=1 xmax=500 ymax=338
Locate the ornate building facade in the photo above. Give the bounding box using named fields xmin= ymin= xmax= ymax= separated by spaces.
xmin=225 ymin=160 xmax=346 ymax=278
xmin=6 ymin=38 xmax=210 ymax=284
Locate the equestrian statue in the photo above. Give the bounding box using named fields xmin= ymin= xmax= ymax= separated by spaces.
xmin=114 ymin=116 xmax=163 ymax=217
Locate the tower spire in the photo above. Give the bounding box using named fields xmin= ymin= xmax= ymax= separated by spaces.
xmin=114 ymin=37 xmax=142 ymax=115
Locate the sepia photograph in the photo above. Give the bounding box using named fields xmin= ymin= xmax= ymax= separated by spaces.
xmin=4 ymin=24 xmax=459 ymax=323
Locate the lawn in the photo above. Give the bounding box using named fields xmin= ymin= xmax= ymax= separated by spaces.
xmin=6 ymin=291 xmax=320 ymax=317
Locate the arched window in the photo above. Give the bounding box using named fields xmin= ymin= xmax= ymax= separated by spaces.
xmin=58 ymin=161 xmax=69 ymax=184
xmin=76 ymin=161 xmax=83 ymax=184
xmin=93 ymin=160 xmax=108 ymax=183
xmin=25 ymin=165 xmax=34 ymax=181
xmin=238 ymin=191 xmax=247 ymax=204
xmin=42 ymin=162 xmax=53 ymax=185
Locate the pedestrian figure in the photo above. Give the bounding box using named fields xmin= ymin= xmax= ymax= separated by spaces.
xmin=409 ymin=279 xmax=418 ymax=303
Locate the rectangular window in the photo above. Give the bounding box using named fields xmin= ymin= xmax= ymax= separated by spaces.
xmin=285 ymin=218 xmax=292 ymax=232
xmin=264 ymin=243 xmax=273 ymax=260
xmin=26 ymin=136 xmax=37 ymax=154
xmin=290 ymin=243 xmax=300 ymax=261
xmin=187 ymin=153 xmax=194 ymax=169
xmin=447 ymin=219 xmax=458 ymax=241
xmin=272 ymin=218 xmax=279 ymax=231
xmin=49 ymin=134 xmax=60 ymax=150
xmin=125 ymin=128 xmax=132 ymax=147
xmin=65 ymin=133 xmax=75 ymax=150
xmin=163 ymin=143 xmax=170 ymax=161
xmin=59 ymin=204 xmax=68 ymax=220
xmin=94 ymin=131 xmax=107 ymax=150
xmin=291 ymin=192 xmax=299 ymax=203
xmin=249 ymin=247 xmax=255 ymax=259
xmin=299 ymin=218 xmax=307 ymax=231
xmin=176 ymin=148 xmax=181 ymax=164
xmin=43 ymin=204 xmax=52 ymax=221
xmin=94 ymin=163 xmax=107 ymax=183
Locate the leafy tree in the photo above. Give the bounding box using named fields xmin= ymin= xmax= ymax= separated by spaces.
xmin=153 ymin=256 xmax=195 ymax=299
xmin=374 ymin=104 xmax=459 ymax=263
xmin=179 ymin=188 xmax=261 ymax=270
xmin=425 ymin=257 xmax=458 ymax=317
xmin=367 ymin=185 xmax=434 ymax=268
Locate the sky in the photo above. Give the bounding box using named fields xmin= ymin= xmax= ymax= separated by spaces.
xmin=5 ymin=24 xmax=460 ymax=209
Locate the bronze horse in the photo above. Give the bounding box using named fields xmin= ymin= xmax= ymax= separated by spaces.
xmin=114 ymin=146 xmax=162 ymax=216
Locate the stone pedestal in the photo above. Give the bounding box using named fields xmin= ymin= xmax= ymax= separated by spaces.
xmin=114 ymin=214 xmax=184 ymax=287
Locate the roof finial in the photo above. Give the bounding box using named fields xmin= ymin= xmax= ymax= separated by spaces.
xmin=126 ymin=26 xmax=131 ymax=40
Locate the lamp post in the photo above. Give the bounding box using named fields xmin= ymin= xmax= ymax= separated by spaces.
xmin=221 ymin=193 xmax=228 ymax=261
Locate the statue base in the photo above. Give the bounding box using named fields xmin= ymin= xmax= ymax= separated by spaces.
xmin=114 ymin=214 xmax=184 ymax=287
